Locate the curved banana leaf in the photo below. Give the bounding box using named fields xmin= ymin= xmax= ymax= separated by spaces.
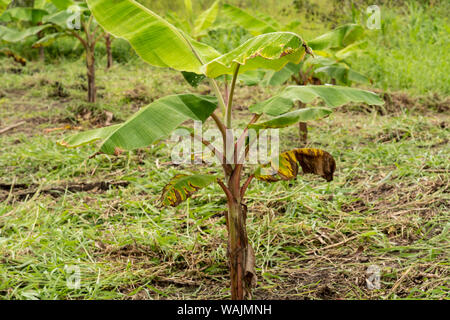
xmin=249 ymin=107 xmax=332 ymax=130
xmin=160 ymin=174 xmax=217 ymax=207
xmin=0 ymin=7 xmax=48 ymax=24
xmin=255 ymin=148 xmax=336 ymax=182
xmin=307 ymin=24 xmax=364 ymax=51
xmin=250 ymin=85 xmax=384 ymax=116
xmin=0 ymin=25 xmax=50 ymax=42
xmin=193 ymin=0 xmax=219 ymax=38
xmin=315 ymin=65 xmax=370 ymax=86
xmin=60 ymin=94 xmax=218 ymax=154
xmin=221 ymin=4 xmax=277 ymax=36
xmin=203 ymin=32 xmax=308 ymax=78
xmin=86 ymin=0 xmax=220 ymax=74
xmin=59 ymin=124 xmax=122 ymax=148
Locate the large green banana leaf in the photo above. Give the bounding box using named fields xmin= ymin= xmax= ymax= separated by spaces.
xmin=202 ymin=32 xmax=308 ymax=78
xmin=221 ymin=4 xmax=277 ymax=36
xmin=86 ymin=0 xmax=220 ymax=74
xmin=60 ymin=94 xmax=218 ymax=154
xmin=307 ymin=24 xmax=364 ymax=51
xmin=249 ymin=107 xmax=332 ymax=130
xmin=250 ymin=85 xmax=384 ymax=116
xmin=160 ymin=174 xmax=218 ymax=207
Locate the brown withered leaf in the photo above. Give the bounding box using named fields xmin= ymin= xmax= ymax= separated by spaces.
xmin=159 ymin=174 xmax=217 ymax=207
xmin=255 ymin=148 xmax=336 ymax=182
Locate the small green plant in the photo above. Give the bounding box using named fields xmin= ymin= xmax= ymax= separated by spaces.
xmin=61 ymin=0 xmax=383 ymax=300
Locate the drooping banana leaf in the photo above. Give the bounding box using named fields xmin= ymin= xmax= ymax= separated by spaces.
xmin=160 ymin=174 xmax=218 ymax=207
xmin=60 ymin=94 xmax=218 ymax=154
xmin=250 ymin=85 xmax=384 ymax=116
xmin=86 ymin=0 xmax=220 ymax=74
xmin=202 ymin=32 xmax=309 ymax=78
xmin=249 ymin=107 xmax=332 ymax=130
xmin=59 ymin=124 xmax=122 ymax=149
xmin=255 ymin=148 xmax=336 ymax=182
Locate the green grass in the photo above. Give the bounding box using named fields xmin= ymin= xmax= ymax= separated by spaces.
xmin=0 ymin=0 xmax=449 ymax=300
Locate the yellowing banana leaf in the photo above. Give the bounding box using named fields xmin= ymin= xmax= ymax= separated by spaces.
xmin=193 ymin=0 xmax=219 ymax=38
xmin=221 ymin=4 xmax=277 ymax=36
xmin=160 ymin=174 xmax=217 ymax=207
xmin=60 ymin=94 xmax=218 ymax=154
xmin=307 ymin=24 xmax=364 ymax=51
xmin=203 ymin=32 xmax=309 ymax=78
xmin=250 ymin=85 xmax=384 ymax=116
xmin=86 ymin=0 xmax=220 ymax=74
xmin=255 ymin=148 xmax=336 ymax=182
xmin=249 ymin=107 xmax=332 ymax=130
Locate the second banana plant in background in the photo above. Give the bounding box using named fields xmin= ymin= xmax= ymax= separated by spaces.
xmin=61 ymin=0 xmax=384 ymax=300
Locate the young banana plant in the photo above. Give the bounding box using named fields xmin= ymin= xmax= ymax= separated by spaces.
xmin=0 ymin=0 xmax=106 ymax=102
xmin=60 ymin=0 xmax=384 ymax=300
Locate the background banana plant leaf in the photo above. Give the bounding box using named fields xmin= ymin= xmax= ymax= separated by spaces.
xmin=203 ymin=32 xmax=309 ymax=78
xmin=307 ymin=24 xmax=364 ymax=51
xmin=0 ymin=0 xmax=11 ymax=14
xmin=250 ymin=85 xmax=384 ymax=116
xmin=0 ymin=7 xmax=49 ymax=24
xmin=193 ymin=0 xmax=219 ymax=38
xmin=0 ymin=24 xmax=50 ymax=42
xmin=160 ymin=174 xmax=218 ymax=207
xmin=86 ymin=0 xmax=220 ymax=74
xmin=315 ymin=64 xmax=371 ymax=86
xmin=249 ymin=107 xmax=332 ymax=130
xmin=221 ymin=3 xmax=277 ymax=36
xmin=255 ymin=148 xmax=336 ymax=182
xmin=61 ymin=94 xmax=218 ymax=154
